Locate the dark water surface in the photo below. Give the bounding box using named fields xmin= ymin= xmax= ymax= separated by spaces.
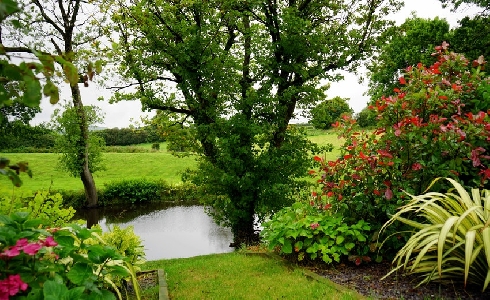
xmin=76 ymin=202 xmax=234 ymax=261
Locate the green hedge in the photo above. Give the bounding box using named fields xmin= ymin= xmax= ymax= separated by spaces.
xmin=55 ymin=179 xmax=201 ymax=208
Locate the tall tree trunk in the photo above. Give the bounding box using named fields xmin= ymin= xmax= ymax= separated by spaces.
xmin=71 ymin=84 xmax=98 ymax=207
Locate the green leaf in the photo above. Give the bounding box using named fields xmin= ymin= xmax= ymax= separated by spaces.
xmin=66 ymin=287 xmax=85 ymax=299
xmin=345 ymin=242 xmax=355 ymax=251
xmin=336 ymin=235 xmax=345 ymax=245
xmin=282 ymin=240 xmax=293 ymax=254
xmin=67 ymin=263 xmax=93 ymax=285
xmin=43 ymin=280 xmax=68 ymax=300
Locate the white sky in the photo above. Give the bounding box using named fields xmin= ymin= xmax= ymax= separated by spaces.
xmin=30 ymin=0 xmax=482 ymax=129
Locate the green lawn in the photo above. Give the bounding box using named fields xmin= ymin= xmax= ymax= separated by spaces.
xmin=1 ymin=132 xmax=344 ymax=196
xmin=142 ymin=251 xmax=364 ymax=300
xmin=0 ymin=152 xmax=197 ymax=196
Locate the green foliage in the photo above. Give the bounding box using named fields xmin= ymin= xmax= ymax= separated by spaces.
xmin=355 ymin=106 xmax=378 ymax=128
xmin=261 ymin=201 xmax=371 ymax=265
xmin=52 ymin=105 xmax=105 ymax=177
xmin=313 ymin=44 xmax=490 ymax=256
xmin=309 ymin=96 xmax=353 ymax=130
xmin=0 ymin=156 xmax=32 ymax=187
xmin=103 ymin=179 xmax=172 ymax=204
xmin=381 ymin=178 xmax=490 ymax=291
xmin=96 ymin=127 xmax=163 ymax=147
xmin=0 ymin=212 xmax=140 ymax=299
xmin=439 ymin=0 xmax=490 ymax=12
xmin=451 ymin=16 xmax=490 ymax=61
xmin=0 ymin=122 xmax=56 ymax=152
xmin=367 ymin=16 xmax=450 ymax=101
xmin=0 ymin=191 xmax=75 ymax=227
xmin=108 ymin=0 xmax=402 ymax=244
xmin=101 ymin=225 xmax=145 ymax=267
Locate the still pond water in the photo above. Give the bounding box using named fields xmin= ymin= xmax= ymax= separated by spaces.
xmin=78 ymin=202 xmax=234 ymax=261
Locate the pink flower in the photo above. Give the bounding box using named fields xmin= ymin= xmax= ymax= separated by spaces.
xmin=14 ymin=239 xmax=29 ymax=248
xmin=23 ymin=243 xmax=42 ymax=256
xmin=43 ymin=236 xmax=58 ymax=247
xmin=1 ymin=247 xmax=20 ymax=258
xmin=0 ymin=274 xmax=28 ymax=299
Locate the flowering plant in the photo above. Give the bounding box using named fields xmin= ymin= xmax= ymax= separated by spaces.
xmin=0 ymin=212 xmax=140 ymax=300
xmin=311 ymin=43 xmax=490 ymax=255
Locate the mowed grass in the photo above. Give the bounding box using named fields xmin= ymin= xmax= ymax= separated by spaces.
xmin=143 ymin=252 xmax=363 ymax=300
xmin=0 ymin=132 xmax=344 ymax=196
xmin=0 ymin=152 xmax=197 ymax=196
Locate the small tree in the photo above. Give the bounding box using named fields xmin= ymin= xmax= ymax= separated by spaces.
xmin=309 ymin=97 xmax=353 ymax=130
xmin=52 ymin=105 xmax=105 ymax=179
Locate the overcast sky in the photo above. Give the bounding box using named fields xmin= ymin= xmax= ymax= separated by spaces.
xmin=30 ymin=0 xmax=482 ymax=129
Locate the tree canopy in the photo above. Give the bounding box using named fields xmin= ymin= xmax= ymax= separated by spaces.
xmin=106 ymin=0 xmax=401 ymax=243
xmin=366 ymin=16 xmax=451 ymax=101
xmin=309 ymin=96 xmax=353 ymax=130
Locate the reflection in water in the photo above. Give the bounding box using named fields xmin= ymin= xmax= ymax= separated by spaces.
xmin=98 ymin=205 xmax=234 ymax=261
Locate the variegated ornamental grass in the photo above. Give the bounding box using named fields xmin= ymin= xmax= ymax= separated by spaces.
xmin=381 ymin=177 xmax=490 ymax=291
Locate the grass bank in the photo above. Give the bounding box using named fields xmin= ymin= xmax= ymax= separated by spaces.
xmin=0 ymin=152 xmax=197 ymax=196
xmin=141 ymin=251 xmax=363 ymax=300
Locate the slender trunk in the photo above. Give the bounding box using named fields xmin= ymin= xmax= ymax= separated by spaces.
xmin=71 ymin=84 xmax=98 ymax=207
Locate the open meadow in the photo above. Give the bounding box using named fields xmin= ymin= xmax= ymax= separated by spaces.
xmin=0 ymin=131 xmax=344 ymax=196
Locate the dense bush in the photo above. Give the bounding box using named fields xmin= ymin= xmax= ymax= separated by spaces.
xmin=309 ymin=96 xmax=353 ymax=130
xmin=96 ymin=127 xmax=163 ymax=147
xmin=103 ymin=179 xmax=168 ymax=204
xmin=0 ymin=191 xmax=76 ymax=227
xmin=55 ymin=180 xmax=201 ymax=209
xmin=381 ymin=178 xmax=490 ymax=291
xmin=0 ymin=122 xmax=56 ymax=152
xmin=261 ymin=201 xmax=371 ymax=265
xmin=0 ymin=212 xmax=140 ymax=300
xmin=311 ymin=43 xmax=490 ymax=255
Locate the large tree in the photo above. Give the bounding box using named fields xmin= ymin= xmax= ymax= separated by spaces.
xmin=108 ymin=0 xmax=401 ymax=244
xmin=366 ymin=16 xmax=451 ymax=100
xmin=2 ymin=0 xmax=107 ymax=207
xmin=439 ymin=0 xmax=489 ymax=13
xmin=450 ymin=16 xmax=490 ymax=61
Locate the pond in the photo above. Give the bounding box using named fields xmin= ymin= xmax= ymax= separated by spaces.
xmin=76 ymin=202 xmax=234 ymax=261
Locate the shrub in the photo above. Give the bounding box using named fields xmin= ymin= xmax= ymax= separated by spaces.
xmin=0 ymin=191 xmax=76 ymax=227
xmin=311 ymin=43 xmax=490 ymax=255
xmin=103 ymin=179 xmax=168 ymax=204
xmin=261 ymin=201 xmax=371 ymax=265
xmin=101 ymin=225 xmax=145 ymax=267
xmin=0 ymin=212 xmax=140 ymax=299
xmin=380 ymin=178 xmax=490 ymax=291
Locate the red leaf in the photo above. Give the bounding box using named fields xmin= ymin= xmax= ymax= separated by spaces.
xmin=399 ymin=76 xmax=406 ymax=85
xmin=384 ymin=188 xmax=393 ymax=200
xmin=355 ymin=257 xmax=361 ymax=266
xmin=313 ymin=156 xmax=322 ymax=162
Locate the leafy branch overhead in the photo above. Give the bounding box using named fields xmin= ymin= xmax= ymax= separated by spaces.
xmin=0 ymin=157 xmax=32 ymax=187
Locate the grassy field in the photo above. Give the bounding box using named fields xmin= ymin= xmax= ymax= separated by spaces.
xmin=0 ymin=152 xmax=197 ymax=196
xmin=141 ymin=251 xmax=363 ymax=300
xmin=0 ymin=131 xmax=344 ymax=196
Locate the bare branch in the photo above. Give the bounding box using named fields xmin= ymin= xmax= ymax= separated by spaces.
xmin=32 ymin=0 xmax=65 ymax=37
